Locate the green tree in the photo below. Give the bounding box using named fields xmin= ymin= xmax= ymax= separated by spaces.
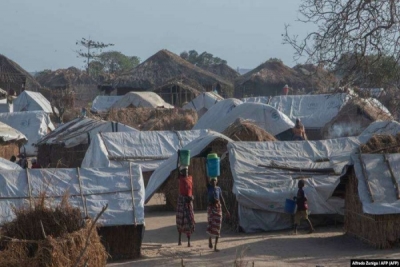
xmin=180 ymin=50 xmax=227 ymax=65
xmin=75 ymin=38 xmax=114 ymax=73
xmin=91 ymin=51 xmax=140 ymax=75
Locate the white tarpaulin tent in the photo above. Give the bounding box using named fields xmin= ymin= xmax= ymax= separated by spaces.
xmin=351 ymin=153 xmax=400 ymax=214
xmin=13 ymin=90 xmax=56 ymax=114
xmin=241 ymin=96 xmax=270 ymax=104
xmin=0 ymin=111 xmax=55 ymax=156
xmin=192 ymin=98 xmax=243 ymax=130
xmin=145 ymin=131 xmax=232 ymax=203
xmin=81 ymin=129 xmax=209 ymax=171
xmin=111 ymin=91 xmax=174 ymax=109
xmin=0 ymin=120 xmax=27 ymax=143
xmin=360 ymin=121 xmax=400 ymax=136
xmin=183 ymin=92 xmax=224 ymax=117
xmin=0 ymin=98 xmax=13 ymax=113
xmin=195 ymin=102 xmax=295 ymax=136
xmin=0 ymin=165 xmax=144 ymax=226
xmin=36 ymin=117 xmax=137 ymax=148
xmin=0 ymin=158 xmax=22 ymax=170
xmin=268 ymin=94 xmax=350 ymax=128
xmin=227 ymin=136 xmax=370 ymax=233
xmin=91 ymin=95 xmax=123 ymax=113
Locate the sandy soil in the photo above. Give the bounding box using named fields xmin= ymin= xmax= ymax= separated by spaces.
xmin=107 ymin=206 xmax=400 ymax=267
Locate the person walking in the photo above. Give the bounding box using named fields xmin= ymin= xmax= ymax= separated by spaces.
xmin=293 ymin=179 xmax=315 ymax=235
xmin=176 ymin=166 xmax=195 ymax=247
xmin=205 ymin=177 xmax=230 ymax=252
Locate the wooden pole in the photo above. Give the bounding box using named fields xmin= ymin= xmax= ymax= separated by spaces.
xmin=358 ymin=151 xmax=374 ymax=202
xmin=383 ymin=154 xmax=400 ymax=199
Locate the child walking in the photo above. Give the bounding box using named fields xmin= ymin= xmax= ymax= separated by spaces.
xmin=293 ymin=179 xmax=315 ymax=234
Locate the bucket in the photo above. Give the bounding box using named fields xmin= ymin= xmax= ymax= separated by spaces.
xmin=179 ymin=150 xmax=190 ymax=166
xmin=206 ymin=154 xmax=220 ymax=177
xmin=284 ymin=199 xmax=296 ymax=214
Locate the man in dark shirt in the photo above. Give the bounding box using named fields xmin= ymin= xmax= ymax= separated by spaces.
xmin=294 ymin=179 xmax=315 ymax=234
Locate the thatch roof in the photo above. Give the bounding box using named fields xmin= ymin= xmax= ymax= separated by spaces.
xmin=199 ymin=63 xmax=240 ymax=83
xmin=152 ymin=77 xmax=203 ymax=96
xmin=234 ymin=60 xmax=337 ymax=97
xmin=36 ymin=67 xmax=97 ymax=89
xmin=222 ymin=119 xmax=277 ymax=141
xmin=115 ymin=49 xmax=234 ymax=96
xmin=292 ymin=64 xmax=338 ymax=92
xmin=0 ymin=54 xmax=41 ymax=91
xmin=321 ymin=98 xmax=393 ymax=139
xmin=360 ymin=134 xmax=400 ymax=154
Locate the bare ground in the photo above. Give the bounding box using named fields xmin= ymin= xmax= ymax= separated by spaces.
xmin=107 ymin=206 xmax=400 ymax=267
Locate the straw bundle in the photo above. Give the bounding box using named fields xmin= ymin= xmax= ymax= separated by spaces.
xmin=345 ymin=171 xmax=400 ymax=248
xmin=223 ymin=119 xmax=277 ymax=141
xmin=360 ymin=134 xmax=400 ymax=154
xmin=0 ymin=194 xmax=107 ymax=267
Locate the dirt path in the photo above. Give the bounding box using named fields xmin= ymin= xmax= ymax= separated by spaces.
xmin=107 ymin=210 xmax=400 ymax=267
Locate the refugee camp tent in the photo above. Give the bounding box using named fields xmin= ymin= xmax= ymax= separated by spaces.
xmin=321 ymin=98 xmax=392 ymax=139
xmin=81 ymin=129 xmax=209 ymax=171
xmin=268 ymin=94 xmax=350 ymax=139
xmin=36 ymin=117 xmax=138 ymax=167
xmin=182 ymin=92 xmax=224 ymax=117
xmin=227 ymin=136 xmax=370 ymax=233
xmin=192 ymin=98 xmax=243 ymax=130
xmin=91 ymin=95 xmax=123 ymax=113
xmin=194 ymin=102 xmax=295 ymax=137
xmin=0 ymin=157 xmax=22 ymax=170
xmin=241 ymin=96 xmax=270 ymax=104
xmin=0 ymin=120 xmax=27 ymax=160
xmin=0 ymin=111 xmax=55 ymax=156
xmin=0 ymin=164 xmax=145 ymax=259
xmin=0 ymin=98 xmax=13 ymax=113
xmin=13 ymin=90 xmax=55 ymax=114
xmin=359 ymin=121 xmax=400 ymax=136
xmin=111 ymin=91 xmax=174 ymax=109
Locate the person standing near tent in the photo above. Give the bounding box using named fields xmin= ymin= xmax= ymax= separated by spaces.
xmin=292 ymin=118 xmax=308 ymax=141
xmin=293 ymin=179 xmax=315 ymax=235
xmin=176 ymin=166 xmax=195 ymax=247
xmin=205 ymin=176 xmax=230 ymax=252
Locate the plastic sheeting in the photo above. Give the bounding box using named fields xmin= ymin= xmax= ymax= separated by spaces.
xmin=145 ymin=131 xmax=232 ymax=203
xmin=13 ymin=91 xmax=55 ymax=114
xmin=193 ymin=98 xmax=242 ymax=130
xmin=0 ymin=111 xmax=55 ymax=156
xmin=36 ymin=117 xmax=137 ymax=148
xmin=0 ymin=120 xmax=27 ymax=143
xmin=228 ymin=137 xmax=370 ymax=232
xmin=352 ymin=153 xmax=400 ymax=215
xmin=91 ymin=96 xmax=123 ymax=113
xmin=195 ymin=102 xmax=294 ymax=136
xmin=111 ymin=92 xmax=174 ymax=109
xmin=0 ymin=99 xmax=13 ymax=113
xmin=0 ymin=158 xmax=22 ymax=170
xmin=182 ymin=92 xmax=224 ymax=117
xmin=268 ymin=94 xmax=349 ymax=128
xmin=241 ymin=96 xmax=270 ymax=104
xmin=81 ymin=130 xmax=209 ymax=171
xmin=360 ymin=121 xmax=400 ymax=136
xmin=0 ymin=165 xmax=144 ymax=226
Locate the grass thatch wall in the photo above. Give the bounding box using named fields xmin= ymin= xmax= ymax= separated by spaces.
xmin=104 ymin=107 xmax=198 ymax=131
xmin=37 ymin=144 xmax=89 ymax=168
xmin=98 ymin=224 xmax=144 ymax=261
xmin=321 ymin=98 xmax=392 ymax=139
xmin=345 ymin=170 xmax=400 ymax=248
xmin=360 ymin=134 xmax=400 ymax=154
xmin=0 ymin=142 xmax=20 ymax=161
xmin=152 ymin=81 xmax=201 ymax=108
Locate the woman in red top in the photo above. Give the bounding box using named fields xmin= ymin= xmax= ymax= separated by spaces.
xmin=176 ymin=166 xmax=195 ymax=247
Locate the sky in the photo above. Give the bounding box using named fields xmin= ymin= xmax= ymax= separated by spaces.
xmin=0 ymin=0 xmax=311 ymax=72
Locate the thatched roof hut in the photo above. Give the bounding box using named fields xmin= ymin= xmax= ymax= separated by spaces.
xmin=152 ymin=77 xmax=202 ymax=107
xmin=199 ymin=63 xmax=240 ymax=83
xmin=292 ymin=64 xmax=337 ymax=93
xmin=115 ymin=49 xmax=234 ymax=97
xmin=234 ymin=60 xmax=305 ymax=98
xmin=222 ymin=119 xmax=277 ymax=141
xmin=321 ymin=98 xmax=392 ymax=139
xmin=36 ymin=67 xmax=97 ymax=90
xmin=335 ymin=134 xmax=400 ymax=248
xmin=0 ymin=54 xmax=41 ymax=94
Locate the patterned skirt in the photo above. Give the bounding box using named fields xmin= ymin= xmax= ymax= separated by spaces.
xmin=176 ymin=195 xmax=195 ymax=237
xmin=206 ymin=202 xmax=222 ymax=237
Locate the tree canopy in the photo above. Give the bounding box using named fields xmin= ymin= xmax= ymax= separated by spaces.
xmin=180 ymin=50 xmax=227 ymax=65
xmin=283 ymin=0 xmax=400 ymax=82
xmin=90 ymin=51 xmax=140 ymax=76
xmin=75 ymin=38 xmax=114 ymax=73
